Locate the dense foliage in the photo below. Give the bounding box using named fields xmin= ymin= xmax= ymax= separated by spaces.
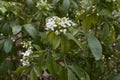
xmin=0 ymin=0 xmax=120 ymax=80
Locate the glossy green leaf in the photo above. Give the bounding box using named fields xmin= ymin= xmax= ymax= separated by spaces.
xmin=45 ymin=53 xmax=54 ymax=74
xmin=12 ymin=25 xmax=22 ymax=35
xmin=53 ymin=36 xmax=61 ymax=49
xmin=62 ymin=0 xmax=70 ymax=12
xmin=24 ymin=24 xmax=38 ymax=39
xmin=61 ymin=37 xmax=70 ymax=53
xmin=87 ymin=34 xmax=102 ymax=60
xmin=4 ymin=39 xmax=13 ymax=53
xmin=68 ymin=68 xmax=77 ymax=80
xmin=47 ymin=32 xmax=61 ymax=49
xmin=69 ymin=65 xmax=90 ymax=80
xmin=52 ymin=0 xmax=60 ymax=5
xmin=71 ymin=0 xmax=78 ymax=9
xmin=27 ymin=0 xmax=34 ymax=9
xmin=47 ymin=32 xmax=56 ymax=45
xmin=2 ymin=22 xmax=11 ymax=34
xmin=65 ymin=33 xmax=83 ymax=49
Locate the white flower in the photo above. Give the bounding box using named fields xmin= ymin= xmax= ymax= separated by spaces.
xmin=55 ymin=30 xmax=60 ymax=35
xmin=22 ymin=60 xmax=30 ymax=66
xmin=0 ymin=33 xmax=3 ymax=36
xmin=66 ymin=20 xmax=76 ymax=26
xmin=24 ymin=51 xmax=31 ymax=56
xmin=12 ymin=39 xmax=15 ymax=42
xmin=22 ymin=47 xmax=33 ymax=57
xmin=20 ymin=48 xmax=32 ymax=66
xmin=45 ymin=16 xmax=76 ymax=35
xmin=59 ymin=21 xmax=67 ymax=27
xmin=20 ymin=41 xmax=33 ymax=66
xmin=45 ymin=21 xmax=57 ymax=31
xmin=59 ymin=29 xmax=63 ymax=32
xmin=63 ymin=29 xmax=67 ymax=34
xmin=66 ymin=22 xmax=71 ymax=26
xmin=21 ymin=41 xmax=32 ymax=48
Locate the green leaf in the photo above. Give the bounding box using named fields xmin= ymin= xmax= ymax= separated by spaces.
xmin=27 ymin=0 xmax=34 ymax=9
xmin=2 ymin=22 xmax=11 ymax=34
xmin=52 ymin=0 xmax=60 ymax=5
xmin=69 ymin=65 xmax=90 ymax=80
xmin=46 ymin=53 xmax=54 ymax=74
xmin=4 ymin=39 xmax=13 ymax=53
xmin=87 ymin=34 xmax=102 ymax=60
xmin=47 ymin=32 xmax=61 ymax=49
xmin=0 ymin=39 xmax=5 ymax=49
xmin=33 ymin=65 xmax=42 ymax=76
xmin=113 ymin=75 xmax=120 ymax=80
xmin=65 ymin=33 xmax=83 ymax=49
xmin=33 ymin=44 xmax=41 ymax=50
xmin=0 ymin=7 xmax=7 ymax=13
xmin=46 ymin=53 xmax=62 ymax=75
xmin=53 ymin=36 xmax=61 ymax=49
xmin=71 ymin=0 xmax=78 ymax=9
xmin=30 ymin=68 xmax=37 ymax=80
xmin=61 ymin=37 xmax=70 ymax=54
xmin=12 ymin=25 xmax=22 ymax=35
xmin=59 ymin=69 xmax=68 ymax=80
xmin=0 ymin=61 xmax=8 ymax=75
xmin=47 ymin=32 xmax=56 ymax=45
xmin=67 ymin=68 xmax=77 ymax=80
xmin=24 ymin=24 xmax=38 ymax=39
xmin=82 ymin=15 xmax=98 ymax=32
xmin=62 ymin=0 xmax=70 ymax=12
xmin=16 ymin=66 xmax=29 ymax=76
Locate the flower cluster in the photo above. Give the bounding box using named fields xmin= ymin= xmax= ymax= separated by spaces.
xmin=20 ymin=41 xmax=32 ymax=48
xmin=36 ymin=0 xmax=52 ymax=11
xmin=45 ymin=16 xmax=76 ymax=35
xmin=20 ymin=41 xmax=33 ymax=66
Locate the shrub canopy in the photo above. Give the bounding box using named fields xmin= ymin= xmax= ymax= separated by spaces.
xmin=0 ymin=0 xmax=120 ymax=80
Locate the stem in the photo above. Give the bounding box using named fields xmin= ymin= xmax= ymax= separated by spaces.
xmin=64 ymin=56 xmax=68 ymax=68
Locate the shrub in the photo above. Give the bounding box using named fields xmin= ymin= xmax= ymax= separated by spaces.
xmin=0 ymin=0 xmax=120 ymax=80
